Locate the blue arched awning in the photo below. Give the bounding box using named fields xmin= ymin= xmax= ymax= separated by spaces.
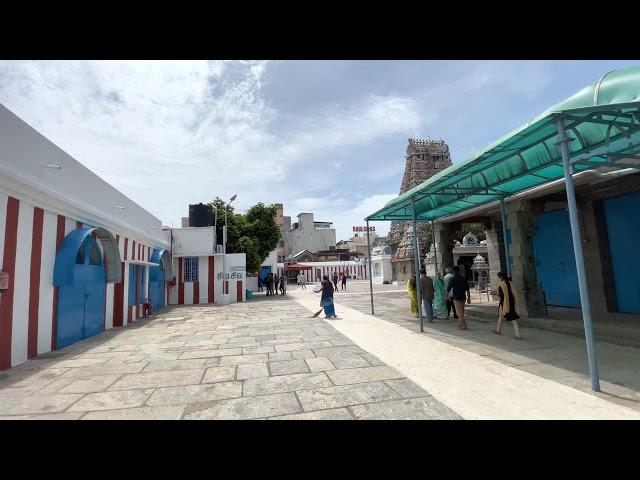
xmin=150 ymin=248 xmax=171 ymax=276
xmin=53 ymin=227 xmax=122 ymax=286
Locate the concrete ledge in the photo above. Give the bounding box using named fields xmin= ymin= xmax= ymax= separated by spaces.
xmin=465 ymin=307 xmax=640 ymax=349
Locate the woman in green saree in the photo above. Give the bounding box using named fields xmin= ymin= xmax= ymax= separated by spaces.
xmin=432 ymin=272 xmax=447 ymax=318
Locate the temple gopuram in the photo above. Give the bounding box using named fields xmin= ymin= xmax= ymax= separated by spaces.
xmin=385 ymin=138 xmax=452 ymax=282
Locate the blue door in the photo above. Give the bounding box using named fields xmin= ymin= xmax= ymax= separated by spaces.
xmin=149 ymin=249 xmax=167 ymax=313
xmin=57 ymin=235 xmax=106 ymax=348
xmin=604 ymin=191 xmax=640 ymax=313
xmin=532 ymin=209 xmax=580 ymax=307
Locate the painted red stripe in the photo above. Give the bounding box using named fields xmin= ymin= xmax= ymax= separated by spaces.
xmin=124 ymin=237 xmax=128 ymax=261
xmin=208 ymin=257 xmax=214 ymax=303
xmin=51 ymin=215 xmax=65 ymax=350
xmin=127 ymin=306 xmax=132 ymax=323
xmin=147 ymin=247 xmax=150 ymax=262
xmin=113 ymin=234 xmax=124 ymax=327
xmin=132 ymin=241 xmax=136 ymax=261
xmin=193 ymin=281 xmax=199 ymax=304
xmin=236 ymin=280 xmax=242 ymax=302
xmin=0 ymin=197 xmax=19 ymax=369
xmin=137 ymin=243 xmax=141 ymax=261
xmin=27 ymin=207 xmax=44 ymax=359
xmin=178 ymin=258 xmax=184 ymax=304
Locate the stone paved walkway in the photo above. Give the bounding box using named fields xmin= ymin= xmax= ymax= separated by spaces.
xmin=0 ymin=295 xmax=460 ymax=420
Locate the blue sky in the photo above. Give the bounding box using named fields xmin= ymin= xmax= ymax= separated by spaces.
xmin=0 ymin=60 xmax=638 ymax=241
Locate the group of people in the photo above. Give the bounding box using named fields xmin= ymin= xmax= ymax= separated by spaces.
xmin=406 ymin=266 xmax=521 ymax=338
xmin=257 ymin=273 xmax=286 ymax=296
xmin=332 ymin=272 xmax=348 ymax=291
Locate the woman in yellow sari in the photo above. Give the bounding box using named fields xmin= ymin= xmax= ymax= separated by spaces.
xmin=406 ymin=275 xmax=419 ymax=318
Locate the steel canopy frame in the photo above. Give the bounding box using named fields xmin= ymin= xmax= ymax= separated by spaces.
xmin=364 ymin=66 xmax=640 ymax=392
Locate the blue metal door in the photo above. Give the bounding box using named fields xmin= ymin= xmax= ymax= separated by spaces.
xmin=149 ymin=265 xmax=165 ymax=312
xmin=83 ymin=236 xmax=106 ymax=338
xmin=532 ymin=209 xmax=580 ymax=307
xmin=57 ymin=235 xmax=106 ymax=348
xmin=604 ymin=191 xmax=640 ymax=313
xmin=156 ymin=268 xmax=165 ymax=311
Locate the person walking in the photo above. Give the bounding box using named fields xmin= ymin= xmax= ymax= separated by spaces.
xmin=267 ymin=273 xmax=275 ymax=296
xmin=257 ymin=275 xmax=263 ymax=293
xmin=300 ymin=273 xmax=306 ymax=290
xmin=432 ymin=272 xmax=447 ymax=318
xmin=332 ymin=272 xmax=339 ymax=291
xmin=266 ymin=273 xmax=274 ymax=296
xmin=341 ymin=272 xmax=347 ymax=290
xmin=279 ymin=274 xmax=286 ymax=295
xmin=320 ymin=275 xmax=337 ymax=318
xmin=446 ymin=266 xmax=471 ymax=330
xmin=492 ymin=271 xmax=522 ymax=340
xmin=443 ymin=267 xmax=457 ymax=320
xmin=406 ymin=274 xmax=419 ymax=318
xmin=420 ymin=267 xmax=435 ymax=323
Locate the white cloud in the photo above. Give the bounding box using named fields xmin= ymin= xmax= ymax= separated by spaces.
xmin=0 ymin=60 xmax=422 ymax=230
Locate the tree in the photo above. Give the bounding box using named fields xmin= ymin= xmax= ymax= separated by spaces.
xmin=453 ymin=223 xmax=486 ymax=243
xmin=207 ymin=198 xmax=280 ymax=273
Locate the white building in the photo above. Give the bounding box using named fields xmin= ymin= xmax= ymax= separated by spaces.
xmin=278 ymin=210 xmax=337 ymax=261
xmin=370 ymin=245 xmax=393 ymax=284
xmin=0 ymin=103 xmax=244 ymax=372
xmin=168 ymin=227 xmax=246 ymax=305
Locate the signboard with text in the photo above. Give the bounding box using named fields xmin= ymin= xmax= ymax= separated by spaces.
xmin=353 ymin=226 xmax=375 ymax=232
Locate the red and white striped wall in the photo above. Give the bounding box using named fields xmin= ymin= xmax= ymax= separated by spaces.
xmin=277 ymin=260 xmax=368 ymax=283
xmin=169 ymin=253 xmax=246 ymax=306
xmin=0 ymin=192 xmax=161 ymax=370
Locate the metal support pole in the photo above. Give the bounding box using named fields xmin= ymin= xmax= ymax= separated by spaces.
xmin=214 ymin=208 xmax=218 ymax=250
xmin=411 ymin=199 xmax=424 ymax=332
xmin=556 ymin=118 xmax=600 ymax=392
xmin=223 ymin=204 xmax=228 ymax=255
xmin=499 ymin=198 xmax=511 ymax=277
xmin=366 ymin=220 xmax=374 ymax=315
xmin=431 ymin=220 xmax=438 ymax=276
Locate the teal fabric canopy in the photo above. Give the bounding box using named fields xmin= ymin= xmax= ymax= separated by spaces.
xmin=366 ymin=66 xmax=640 ymax=222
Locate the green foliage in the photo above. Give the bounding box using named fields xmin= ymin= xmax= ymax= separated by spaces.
xmin=207 ymin=198 xmax=281 ymax=273
xmin=454 ymin=223 xmax=486 ymax=243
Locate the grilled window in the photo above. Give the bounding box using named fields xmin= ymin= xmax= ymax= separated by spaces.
xmin=184 ymin=257 xmax=199 ymax=282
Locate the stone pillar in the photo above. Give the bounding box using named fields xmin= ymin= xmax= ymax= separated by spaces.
xmin=433 ymin=222 xmax=453 ymax=276
xmin=505 ymin=200 xmax=546 ymax=318
xmin=484 ymin=217 xmax=505 ymax=296
xmin=581 ymin=198 xmax=609 ymax=317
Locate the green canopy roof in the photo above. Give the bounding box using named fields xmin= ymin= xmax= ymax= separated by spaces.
xmin=366 ymin=66 xmax=640 ymax=222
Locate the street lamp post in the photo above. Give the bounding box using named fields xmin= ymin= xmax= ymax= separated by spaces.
xmin=223 ymin=194 xmax=237 ymax=255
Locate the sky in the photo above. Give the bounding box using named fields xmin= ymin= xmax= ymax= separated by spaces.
xmin=0 ymin=60 xmax=638 ymax=242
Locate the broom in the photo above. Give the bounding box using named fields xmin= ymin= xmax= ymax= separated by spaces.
xmin=310 ymin=284 xmax=324 ymax=317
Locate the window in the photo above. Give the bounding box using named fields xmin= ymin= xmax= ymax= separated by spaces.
xmin=75 ymin=245 xmax=85 ymax=264
xmin=184 ymin=257 xmax=199 ymax=282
